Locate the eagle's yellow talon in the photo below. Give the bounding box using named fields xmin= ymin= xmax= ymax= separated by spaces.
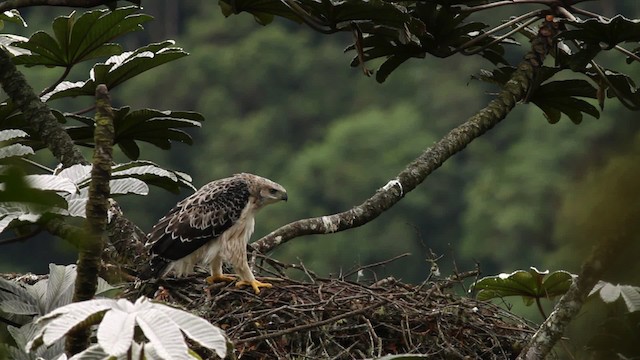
xmin=206 ymin=274 xmax=236 ymax=284
xmin=236 ymin=280 xmax=272 ymax=294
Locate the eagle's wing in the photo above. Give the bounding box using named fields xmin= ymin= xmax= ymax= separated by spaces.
xmin=139 ymin=177 xmax=250 ymax=278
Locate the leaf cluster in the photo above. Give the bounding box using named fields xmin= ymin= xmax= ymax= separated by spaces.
xmin=0 ymin=129 xmax=193 ymax=234
xmin=0 ymin=264 xmax=114 ymax=360
xmin=218 ymin=0 xmax=640 ymax=124
xmin=0 ymin=7 xmax=204 ymax=241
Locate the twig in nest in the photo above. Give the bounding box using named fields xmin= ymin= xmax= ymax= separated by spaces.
xmin=341 ymin=253 xmax=411 ymax=280
xmin=236 ymin=300 xmax=387 ymax=344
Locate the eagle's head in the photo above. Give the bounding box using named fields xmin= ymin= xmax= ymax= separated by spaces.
xmin=238 ymin=173 xmax=288 ymax=208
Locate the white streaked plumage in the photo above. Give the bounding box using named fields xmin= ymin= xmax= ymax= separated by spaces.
xmin=139 ymin=173 xmax=287 ymax=294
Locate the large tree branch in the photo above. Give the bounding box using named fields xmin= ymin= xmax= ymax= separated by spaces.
xmin=0 ymin=0 xmax=113 ymax=12
xmin=0 ymin=49 xmax=87 ymax=168
xmin=253 ymin=17 xmax=560 ymax=254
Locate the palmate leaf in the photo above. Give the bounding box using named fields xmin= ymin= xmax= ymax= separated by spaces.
xmin=27 ymin=297 xmax=227 ymax=359
xmin=54 ymin=161 xmax=190 ymax=218
xmin=12 ymin=6 xmax=150 ymax=68
xmin=530 ymin=79 xmax=600 ymax=124
xmin=471 ymin=267 xmax=575 ymax=306
xmin=347 ymin=3 xmax=509 ymax=82
xmin=63 ymin=107 xmax=203 ymax=160
xmin=42 ymin=41 xmax=188 ymax=102
xmin=562 ymin=15 xmax=640 ymax=50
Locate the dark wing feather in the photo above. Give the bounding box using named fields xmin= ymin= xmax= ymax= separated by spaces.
xmin=140 ymin=177 xmax=250 ymax=278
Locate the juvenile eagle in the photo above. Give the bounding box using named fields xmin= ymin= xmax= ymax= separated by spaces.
xmin=139 ymin=173 xmax=287 ymax=294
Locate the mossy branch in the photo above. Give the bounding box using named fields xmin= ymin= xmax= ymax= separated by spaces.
xmin=65 ymin=84 xmax=114 ymax=356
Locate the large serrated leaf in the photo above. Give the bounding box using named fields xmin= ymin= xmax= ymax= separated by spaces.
xmin=0 ymin=143 xmax=34 ymax=160
xmin=24 ymin=175 xmax=78 ymax=194
xmin=44 ymin=264 xmax=77 ymax=314
xmin=136 ymin=308 xmax=188 ymax=359
xmin=0 ymin=299 xmax=38 ymax=315
xmin=562 ymin=15 xmax=640 ymax=48
xmin=591 ymin=281 xmax=640 ymax=313
xmin=0 ymin=129 xmax=28 ymax=142
xmin=111 ymin=161 xmax=195 ymax=192
xmin=97 ymin=310 xmax=136 ymax=356
xmin=153 ymin=302 xmax=227 ymax=358
xmin=13 ymin=7 xmax=149 ymax=68
xmin=43 ymin=41 xmax=188 ymax=102
xmin=109 ymin=178 xmax=149 ymax=195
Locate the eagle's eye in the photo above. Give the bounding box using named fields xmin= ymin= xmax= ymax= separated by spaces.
xmin=268 ymin=188 xmax=278 ymax=195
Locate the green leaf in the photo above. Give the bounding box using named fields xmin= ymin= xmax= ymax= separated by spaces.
xmin=562 ymin=15 xmax=640 ymax=49
xmin=43 ymin=41 xmax=188 ymax=101
xmin=529 ymin=79 xmax=600 ymax=124
xmin=471 ymin=267 xmax=575 ymax=305
xmin=110 ymin=160 xmax=195 ymax=193
xmin=13 ymin=6 xmax=151 ymax=67
xmin=591 ymin=69 xmax=640 ymax=111
xmin=62 ymin=107 xmax=203 ymax=160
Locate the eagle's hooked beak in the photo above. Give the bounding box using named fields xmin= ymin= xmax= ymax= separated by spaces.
xmin=281 ymin=192 xmax=288 ymax=202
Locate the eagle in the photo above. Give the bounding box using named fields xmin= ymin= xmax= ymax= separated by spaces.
xmin=139 ymin=173 xmax=287 ymax=294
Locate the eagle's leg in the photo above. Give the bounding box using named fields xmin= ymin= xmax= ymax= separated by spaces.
xmin=231 ymin=247 xmax=272 ymax=294
xmin=206 ymin=254 xmax=236 ymax=284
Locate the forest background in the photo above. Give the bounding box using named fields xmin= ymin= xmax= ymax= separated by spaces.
xmin=1 ymin=0 xmax=639 ymax=328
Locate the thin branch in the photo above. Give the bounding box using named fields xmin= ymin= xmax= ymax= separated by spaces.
xmin=254 ymin=17 xmax=558 ymax=254
xmin=454 ymin=9 xmax=544 ymax=55
xmin=341 ymin=253 xmax=411 ymax=280
xmin=19 ymin=157 xmax=54 ymax=173
xmin=461 ymin=16 xmax=541 ymax=56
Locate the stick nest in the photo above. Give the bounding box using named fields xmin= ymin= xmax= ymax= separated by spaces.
xmin=131 ymin=256 xmax=534 ymax=359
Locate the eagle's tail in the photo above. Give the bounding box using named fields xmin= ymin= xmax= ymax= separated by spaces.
xmin=137 ymin=255 xmax=170 ymax=280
